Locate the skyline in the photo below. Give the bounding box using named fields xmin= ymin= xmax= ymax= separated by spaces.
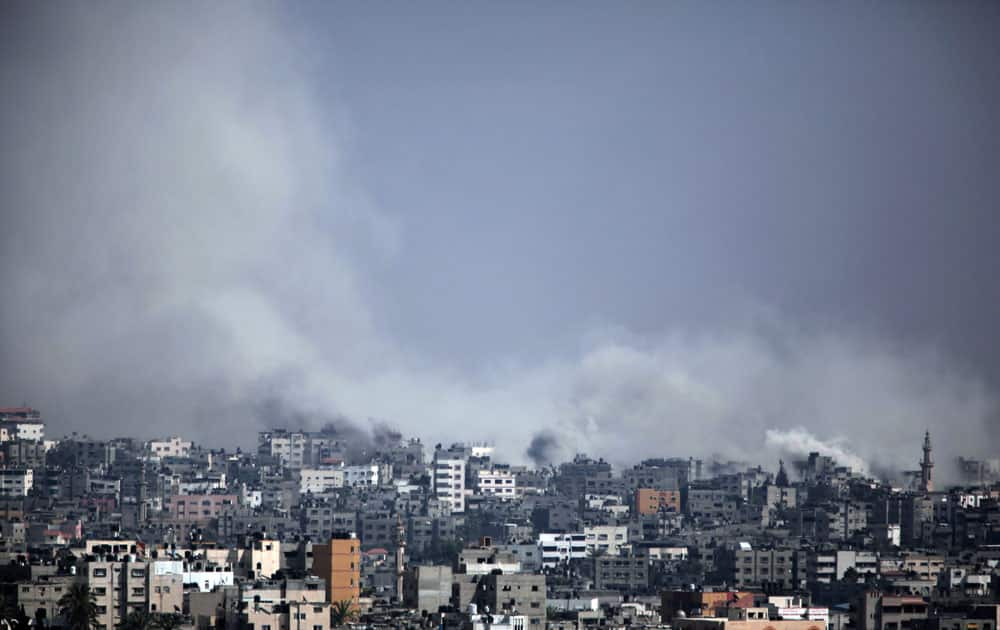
xmin=1 ymin=3 xmax=999 ymax=476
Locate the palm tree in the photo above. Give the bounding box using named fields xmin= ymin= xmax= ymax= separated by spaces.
xmin=57 ymin=584 xmax=99 ymax=630
xmin=0 ymin=599 xmax=30 ymax=629
xmin=330 ymin=600 xmax=356 ymax=627
xmin=117 ymin=610 xmax=150 ymax=630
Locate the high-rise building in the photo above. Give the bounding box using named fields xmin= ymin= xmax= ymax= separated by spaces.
xmin=433 ymin=448 xmax=467 ymax=513
xmin=311 ymin=533 xmax=360 ymax=606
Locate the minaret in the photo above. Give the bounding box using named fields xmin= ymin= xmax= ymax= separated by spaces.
xmin=920 ymin=430 xmax=934 ymax=492
xmin=775 ymin=460 xmax=789 ymax=488
xmin=395 ymin=513 xmax=406 ymax=605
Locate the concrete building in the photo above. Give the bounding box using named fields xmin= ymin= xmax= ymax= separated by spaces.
xmin=477 ymin=467 xmax=518 ymax=499
xmin=719 ymin=545 xmax=805 ymax=591
xmin=538 ymin=532 xmax=587 ymax=568
xmin=0 ymin=467 xmax=33 ymax=496
xmin=583 ymin=525 xmax=629 ymax=556
xmin=16 ymin=575 xmax=76 ymax=626
xmin=0 ymin=407 xmax=44 ymax=442
xmin=472 ymin=573 xmax=546 ymax=630
xmin=86 ymin=558 xmax=150 ymax=629
xmin=635 ymin=488 xmax=682 ymax=515
xmin=808 ymin=550 xmax=878 ymax=584
xmin=661 ymin=591 xmax=758 ymax=623
xmin=1 ymin=439 xmax=46 ymax=468
xmin=311 ymin=533 xmax=360 ymax=606
xmin=403 ymin=565 xmax=453 ymax=614
xmin=858 ymin=592 xmax=928 ymax=630
xmin=434 ymin=451 xmax=467 ymax=514
xmin=675 ymin=613 xmax=827 ymax=630
xmin=298 ymin=467 xmax=345 ymax=494
xmin=147 ymin=436 xmax=192 ymax=459
xmin=165 ymin=493 xmax=237 ymax=522
xmin=343 ymin=464 xmax=380 ymax=488
xmin=593 ymin=554 xmax=648 ymax=591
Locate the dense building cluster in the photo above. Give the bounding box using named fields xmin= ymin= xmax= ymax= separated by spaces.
xmin=1 ymin=406 xmax=999 ymax=630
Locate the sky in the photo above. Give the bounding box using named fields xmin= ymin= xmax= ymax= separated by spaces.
xmin=1 ymin=2 xmax=998 ymax=479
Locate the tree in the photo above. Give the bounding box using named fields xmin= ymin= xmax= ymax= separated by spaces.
xmin=57 ymin=584 xmax=99 ymax=630
xmin=117 ymin=610 xmax=150 ymax=630
xmin=330 ymin=600 xmax=356 ymax=627
xmin=152 ymin=613 xmax=184 ymax=630
xmin=0 ymin=601 xmax=30 ymax=630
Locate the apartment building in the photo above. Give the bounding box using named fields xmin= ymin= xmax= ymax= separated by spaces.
xmin=594 ymin=554 xmax=649 ymax=591
xmin=472 ymin=573 xmax=546 ymax=630
xmin=538 ymin=532 xmax=587 ymax=568
xmin=0 ymin=407 xmax=44 ymax=442
xmin=433 ymin=452 xmax=467 ymax=514
xmin=165 ymin=493 xmax=237 ymax=522
xmin=0 ymin=467 xmax=33 ymax=496
xmin=343 ymin=464 xmax=380 ymax=488
xmin=477 ymin=467 xmax=518 ymax=499
xmin=635 ymin=488 xmax=682 ymax=515
xmin=584 ymin=525 xmax=629 ymax=556
xmin=311 ymin=533 xmax=361 ymax=606
xmin=147 ymin=437 xmax=193 ymax=459
xmin=298 ymin=467 xmax=345 ymax=494
xmin=718 ymin=545 xmax=805 ymax=591
xmin=86 ymin=558 xmax=149 ymax=629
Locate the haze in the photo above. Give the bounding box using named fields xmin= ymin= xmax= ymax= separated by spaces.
xmin=1 ymin=2 xmax=998 ymax=479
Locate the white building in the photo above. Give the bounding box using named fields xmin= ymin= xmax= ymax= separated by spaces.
xmin=0 ymin=468 xmax=33 ymax=496
xmin=152 ymin=560 xmax=235 ymax=593
xmin=538 ymin=533 xmax=587 ymax=568
xmin=434 ymin=454 xmax=467 ymax=513
xmin=343 ymin=464 xmax=379 ymax=488
xmin=0 ymin=417 xmax=44 ymax=442
xmin=470 ymin=613 xmax=526 ymax=630
xmin=148 ymin=436 xmax=193 ymax=459
xmin=0 ymin=408 xmax=44 ymax=442
xmin=258 ymin=430 xmax=308 ymax=468
xmin=476 ymin=468 xmax=518 ymax=499
xmin=584 ymin=525 xmax=628 ymax=556
xmin=470 ymin=444 xmax=495 ymax=459
xmin=299 ymin=467 xmax=345 ymax=494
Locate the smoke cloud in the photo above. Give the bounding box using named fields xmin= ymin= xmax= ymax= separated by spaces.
xmin=526 ymin=431 xmax=560 ymax=467
xmin=0 ymin=4 xmax=997 ymax=484
xmin=764 ymin=427 xmax=869 ymax=476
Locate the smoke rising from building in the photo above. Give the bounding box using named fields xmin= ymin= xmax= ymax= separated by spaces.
xmin=526 ymin=431 xmax=560 ymax=467
xmin=1 ymin=4 xmax=997 ymax=478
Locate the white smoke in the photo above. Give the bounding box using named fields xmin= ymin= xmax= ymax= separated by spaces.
xmin=1 ymin=4 xmax=996 ymax=483
xmin=764 ymin=427 xmax=869 ymax=475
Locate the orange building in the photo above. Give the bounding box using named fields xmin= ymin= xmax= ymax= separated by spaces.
xmin=636 ymin=488 xmax=681 ymax=515
xmin=312 ymin=534 xmax=360 ymax=605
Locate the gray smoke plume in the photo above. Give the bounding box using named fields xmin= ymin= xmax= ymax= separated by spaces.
xmin=526 ymin=431 xmax=559 ymax=467
xmin=255 ymin=396 xmax=401 ymax=463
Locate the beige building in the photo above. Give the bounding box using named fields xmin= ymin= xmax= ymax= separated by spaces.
xmin=676 ymin=608 xmax=826 ymax=630
xmin=16 ymin=575 xmax=78 ymax=626
xmin=86 ymin=559 xmax=149 ymax=629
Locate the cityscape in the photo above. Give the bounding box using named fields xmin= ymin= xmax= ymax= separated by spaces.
xmin=2 ymin=2 xmax=1000 ymax=630
xmin=1 ymin=407 xmax=999 ymax=629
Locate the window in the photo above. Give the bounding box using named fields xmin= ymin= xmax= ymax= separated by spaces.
xmin=93 ymin=568 xmax=108 ymax=577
